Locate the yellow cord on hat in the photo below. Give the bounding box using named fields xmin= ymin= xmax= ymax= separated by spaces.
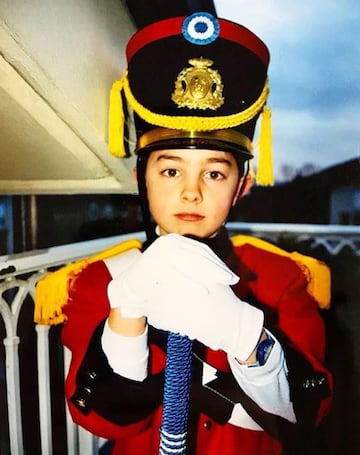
xmin=108 ymin=72 xmax=269 ymax=154
xmin=108 ymin=72 xmax=274 ymax=185
xmin=123 ymin=72 xmax=269 ymax=132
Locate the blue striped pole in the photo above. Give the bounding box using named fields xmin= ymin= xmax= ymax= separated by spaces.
xmin=159 ymin=332 xmax=193 ymax=455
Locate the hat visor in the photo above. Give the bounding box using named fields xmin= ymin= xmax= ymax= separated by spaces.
xmin=136 ymin=128 xmax=253 ymax=159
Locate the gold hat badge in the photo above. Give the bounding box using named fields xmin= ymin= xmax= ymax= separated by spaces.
xmin=172 ymin=57 xmax=224 ymax=110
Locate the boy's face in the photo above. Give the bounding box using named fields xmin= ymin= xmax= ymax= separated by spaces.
xmin=144 ymin=148 xmax=242 ymax=238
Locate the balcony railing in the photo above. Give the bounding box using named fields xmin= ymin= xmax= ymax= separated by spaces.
xmin=0 ymin=223 xmax=359 ymax=455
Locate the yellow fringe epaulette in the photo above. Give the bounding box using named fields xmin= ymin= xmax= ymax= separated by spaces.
xmin=34 ymin=238 xmax=142 ymax=326
xmin=231 ymin=234 xmax=331 ymax=309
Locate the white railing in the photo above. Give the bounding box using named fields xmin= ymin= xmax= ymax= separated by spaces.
xmin=0 ymin=223 xmax=359 ymax=454
xmin=226 ymin=222 xmax=360 ymax=256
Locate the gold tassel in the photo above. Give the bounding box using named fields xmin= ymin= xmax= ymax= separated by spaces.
xmin=231 ymin=235 xmax=331 ymax=309
xmin=291 ymin=252 xmax=331 ymax=310
xmin=34 ymin=263 xmax=82 ymax=325
xmin=34 ymin=238 xmax=142 ymax=325
xmin=108 ymin=75 xmax=127 ymax=157
xmin=256 ymin=106 xmax=274 ymax=186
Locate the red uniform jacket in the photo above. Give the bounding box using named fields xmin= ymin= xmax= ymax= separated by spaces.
xmin=60 ymin=231 xmax=332 ymax=454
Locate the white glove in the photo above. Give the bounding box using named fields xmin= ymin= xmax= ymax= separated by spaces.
xmin=139 ymin=234 xmax=238 ymax=286
xmin=146 ymin=277 xmax=264 ymax=362
xmin=107 ymin=234 xmax=239 ymax=318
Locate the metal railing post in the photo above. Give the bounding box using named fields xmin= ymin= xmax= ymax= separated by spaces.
xmin=36 ymin=324 xmax=53 ymax=455
xmin=4 ymin=335 xmax=23 ymax=455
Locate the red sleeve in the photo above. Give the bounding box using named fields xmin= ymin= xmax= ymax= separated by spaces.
xmin=235 ymin=244 xmax=326 ymax=359
xmin=61 ymin=261 xmax=164 ymax=440
xmin=234 ymin=244 xmax=333 ymax=422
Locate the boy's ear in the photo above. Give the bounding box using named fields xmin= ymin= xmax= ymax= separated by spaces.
xmin=132 ymin=166 xmax=138 ymax=183
xmin=232 ymin=175 xmax=253 ymax=206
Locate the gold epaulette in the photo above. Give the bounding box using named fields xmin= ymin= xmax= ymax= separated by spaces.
xmin=34 ymin=238 xmax=142 ymax=326
xmin=231 ymin=234 xmax=331 ymax=309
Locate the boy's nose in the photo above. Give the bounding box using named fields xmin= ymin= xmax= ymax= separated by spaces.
xmin=181 ymin=178 xmax=202 ymax=202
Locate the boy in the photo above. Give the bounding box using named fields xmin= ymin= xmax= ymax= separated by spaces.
xmin=36 ymin=7 xmax=332 ymax=455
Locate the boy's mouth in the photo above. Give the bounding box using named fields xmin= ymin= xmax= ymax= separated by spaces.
xmin=174 ymin=213 xmax=205 ymax=222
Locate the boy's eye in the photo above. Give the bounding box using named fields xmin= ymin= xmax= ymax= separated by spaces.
xmin=162 ymin=168 xmax=179 ymax=177
xmin=206 ymin=170 xmax=225 ymax=180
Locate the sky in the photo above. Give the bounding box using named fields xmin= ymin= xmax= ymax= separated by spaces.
xmin=214 ymin=0 xmax=360 ymax=181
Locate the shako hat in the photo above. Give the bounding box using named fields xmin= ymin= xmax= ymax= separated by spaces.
xmin=109 ymin=11 xmax=273 ymax=185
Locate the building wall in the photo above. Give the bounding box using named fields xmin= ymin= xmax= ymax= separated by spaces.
xmin=330 ymin=186 xmax=360 ymax=224
xmin=0 ymin=0 xmax=135 ymax=137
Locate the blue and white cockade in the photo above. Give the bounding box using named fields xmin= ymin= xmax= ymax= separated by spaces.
xmin=182 ymin=12 xmax=220 ymax=45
